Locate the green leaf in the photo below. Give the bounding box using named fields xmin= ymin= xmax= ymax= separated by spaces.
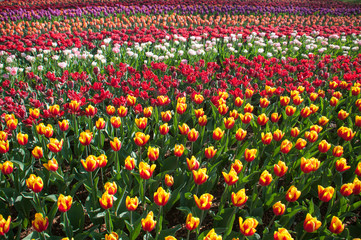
xmin=67 ymin=202 xmax=85 ymax=232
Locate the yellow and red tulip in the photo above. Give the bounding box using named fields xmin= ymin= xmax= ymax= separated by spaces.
xmin=153 ymin=187 xmax=170 ymax=206
xmin=126 ymin=196 xmax=139 ymax=211
xmin=239 ymin=217 xmax=258 ymax=236
xmin=231 ymin=189 xmax=248 ymax=207
xmin=32 ymin=213 xmax=49 ymax=232
xmin=57 ymin=194 xmax=72 ymax=212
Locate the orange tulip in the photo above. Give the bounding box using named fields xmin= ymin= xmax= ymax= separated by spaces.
xmin=105 ymin=232 xmax=119 ymax=240
xmin=141 ymin=211 xmax=156 ymax=232
xmin=0 ymin=215 xmax=11 ymax=236
xmin=222 ymin=168 xmax=239 ymax=186
xmin=32 ymin=146 xmax=43 ymax=159
xmin=318 ymin=116 xmax=329 ymax=126
xmin=165 ymin=174 xmax=174 ymax=187
xmin=6 ymin=118 xmax=18 ymax=131
xmin=274 ymin=228 xmax=293 ymax=240
xmin=335 ymin=158 xmax=351 ymax=172
xmin=235 ymin=128 xmax=247 ymax=141
xmin=185 ymin=213 xmax=199 ymax=231
xmin=301 ymin=157 xmax=320 ymax=173
xmin=126 ymin=95 xmax=136 ymax=106
xmin=143 ymin=106 xmax=153 ymax=118
xmin=126 ymin=196 xmax=139 ymax=211
xmin=329 ymin=97 xmax=339 ymax=107
xmin=47 ymin=138 xmax=63 ymax=153
xmin=26 ymin=174 xmax=43 ymax=193
xmin=259 ymin=170 xmax=273 ymax=186
xmin=240 ymin=112 xmax=253 ymax=124
xmin=304 ymin=130 xmax=318 ymax=143
xmin=161 ymin=111 xmax=172 ymax=122
xmin=318 ymin=140 xmax=331 ymax=153
xmin=332 ymin=145 xmax=344 ymax=157
xmin=198 ymin=115 xmax=208 ymax=127
xmin=224 ymin=117 xmax=235 ymax=129
xmin=257 ymin=113 xmax=269 ymax=126
xmin=81 ymin=155 xmax=99 ymax=172
xmin=234 ymin=97 xmax=244 ymax=107
xmin=337 ymin=126 xmax=355 ymax=141
xmin=285 ymin=185 xmax=301 ymax=202
xmin=154 ymin=187 xmax=170 ymax=206
xmin=176 ymin=103 xmax=187 ymax=115
xmin=239 ymin=217 xmax=258 ymax=236
xmin=337 ymin=109 xmax=349 ymax=120
xmin=205 ymin=146 xmax=217 ymax=159
xmin=274 ymin=161 xmax=288 ymax=177
xmin=273 ymin=201 xmax=286 ymax=216
xmin=340 ymin=183 xmax=354 ymax=197
xmin=318 ymin=185 xmax=334 ymax=202
xmin=159 ymin=123 xmax=169 ymax=135
xmin=43 ymin=158 xmax=58 ymax=172
xmin=218 ymin=104 xmax=228 ymax=115
xmin=110 ymin=116 xmax=122 ymax=128
xmin=193 ymin=94 xmax=204 ymax=104
xmin=99 ymin=191 xmax=114 ymax=209
xmin=304 ymin=213 xmax=321 ymax=233
xmin=117 ymin=106 xmax=128 ymax=117
xmin=0 ymin=161 xmax=13 ymax=175
xmin=260 ymin=97 xmax=270 ymax=108
xmin=244 ymin=103 xmax=254 ymax=113
xmin=244 ymin=148 xmax=257 ymax=162
xmin=32 ymin=213 xmax=48 ymax=232
xmin=204 ymin=229 xmax=222 ymax=240
xmin=124 ymin=156 xmax=135 ymax=171
xmin=285 ymin=105 xmax=296 ymax=116
xmin=356 ymin=162 xmax=361 ymax=177
xmin=97 ymin=154 xmax=108 ymax=168
xmin=135 ymin=117 xmax=147 ymax=130
xmin=329 ymin=216 xmax=344 ymax=234
xmin=280 ymin=140 xmax=293 ymax=154
xmin=271 ymin=113 xmax=281 ymax=123
xmin=352 ymin=177 xmax=361 ymax=195
xmin=273 ymin=129 xmax=284 ymax=142
xmin=79 ymin=131 xmax=93 ymax=146
xmin=58 ymin=120 xmax=69 ymax=131
xmin=96 ymin=118 xmax=106 ymax=130
xmin=229 ymin=110 xmax=239 ymax=120
xmin=106 ymin=105 xmax=116 ymax=115
xmin=231 ymin=189 xmax=248 ymax=207
xmin=104 ymin=182 xmax=117 ymax=195
xmin=188 ymin=128 xmax=199 ymax=142
xmin=280 ymin=96 xmax=290 ymax=106
xmin=85 ymin=104 xmax=97 ymax=117
xmin=193 ymin=168 xmax=209 ymax=185
xmin=231 ymin=159 xmax=243 ymax=174
xmin=290 ymin=127 xmax=300 ymax=137
xmin=139 ymin=162 xmax=156 ymax=180
xmin=194 ymin=193 xmax=213 ymax=210
xmin=174 ymin=144 xmax=185 ymax=157
xmin=30 ymin=108 xmax=40 ymax=119
xmin=178 ymin=123 xmax=190 ymax=135
xmin=134 ymin=132 xmax=150 ymax=146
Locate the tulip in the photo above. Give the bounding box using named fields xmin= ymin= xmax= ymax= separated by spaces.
xmin=127 ymin=95 xmax=137 ymax=106
xmin=6 ymin=118 xmax=18 ymax=130
xmin=271 ymin=113 xmax=281 ymax=123
xmin=134 ymin=132 xmax=150 ymax=146
xmin=165 ymin=174 xmax=174 ymax=187
xmin=117 ymin=106 xmax=128 ymax=117
xmin=280 ymin=140 xmax=293 ymax=154
xmin=30 ymin=108 xmax=41 ymax=119
xmin=329 ymin=216 xmax=344 ymax=234
xmin=124 ymin=156 xmax=135 ymax=171
xmin=273 ymin=201 xmax=286 ymax=216
xmin=310 ymin=104 xmax=319 ymax=114
xmin=0 ymin=132 xmax=7 ymax=142
xmin=245 ymin=89 xmax=254 ymax=99
xmin=85 ymin=104 xmax=97 ymax=117
xmin=356 ymin=162 xmax=361 ymax=177
xmin=126 ymin=196 xmax=139 ymax=211
xmin=231 ymin=159 xmax=243 ymax=174
xmin=218 ymin=104 xmax=228 ymax=115
xmin=224 ymin=117 xmax=235 ymax=129
xmin=186 ymin=213 xmax=199 ymax=231
xmin=280 ymin=96 xmax=290 ymax=106
xmin=43 ymin=125 xmax=54 ymax=138
xmin=198 ymin=115 xmax=208 ymax=127
xmin=154 ymin=187 xmax=170 ymax=206
xmin=0 ymin=161 xmax=13 ymax=175
xmin=274 ymin=228 xmax=293 ymax=240
xmin=161 ymin=111 xmax=172 ymax=122
xmin=96 ymin=118 xmax=106 ymax=130
xmin=318 ymin=116 xmax=329 ymax=126
xmin=337 ymin=126 xmax=355 ymax=141
xmin=188 ymin=128 xmax=199 ymax=142
xmin=257 ymin=113 xmax=269 ymax=126
xmin=174 ymin=144 xmax=185 ymax=157
xmin=105 ymin=232 xmax=119 ymax=240
xmin=244 ymin=148 xmax=257 ymax=162
xmin=178 ymin=123 xmax=190 ymax=135
xmin=139 ymin=162 xmax=156 ymax=180
xmin=234 ymin=97 xmax=244 ymax=107
xmin=260 ymin=97 xmax=270 ymax=108
xmin=229 ymin=110 xmax=239 ymax=120
xmin=165 ymin=236 xmax=177 ymax=240
xmin=205 ymin=146 xmax=217 ymax=159
xmin=352 ymin=177 xmax=361 ymax=195
xmin=69 ymin=100 xmax=81 ymax=113
xmin=106 ymin=105 xmax=116 ymax=115
xmin=293 ymin=95 xmax=304 ymax=106
xmin=310 ymin=93 xmax=318 ymax=102
xmin=304 ymin=130 xmax=318 ymax=143
xmin=352 ymin=86 xmax=360 ymax=96
xmin=194 ymin=193 xmax=213 ymax=210
xmin=239 ymin=217 xmax=258 ymax=236
xmin=235 ymin=128 xmax=247 ymax=141
xmin=285 ymin=106 xmax=296 ymax=116
xmin=97 ymin=154 xmax=108 ymax=168
xmin=318 ymin=140 xmax=331 ymax=153
xmin=335 ymin=158 xmax=351 ymax=172
xmin=177 ymin=103 xmax=187 ymax=115
xmin=290 ymin=127 xmax=300 ymax=137
xmin=81 ymin=155 xmax=99 ymax=172
xmin=273 ymin=129 xmax=284 ymax=142
xmin=231 ymin=189 xmax=248 ymax=207
xmin=32 ymin=146 xmax=43 ymax=159
xmin=244 ymin=103 xmax=254 ymax=113
xmin=204 ymin=229 xmax=222 ymax=240
xmin=57 ymin=194 xmax=72 ymax=212
xmin=0 ymin=215 xmax=11 ymax=236
xmin=259 ymin=170 xmax=273 ymax=186
xmin=304 ymin=213 xmax=321 ymax=233
xmin=104 ymin=182 xmax=117 ymax=195
xmin=147 ymin=146 xmax=159 ymax=161
xmin=79 ymin=131 xmax=93 ymax=146
xmin=222 ymin=168 xmax=239 ymax=186
xmin=332 ymin=145 xmax=344 ymax=157
xmin=310 ymin=125 xmax=322 ymax=134
xmin=240 ymin=112 xmax=253 ymax=124
xmin=135 ymin=117 xmax=147 ymax=130
xmin=285 ymin=185 xmax=301 ymax=202
xmin=274 ymin=161 xmax=288 ymax=177
xmin=159 ymin=123 xmax=169 ymax=135
xmin=318 ymin=185 xmax=334 ymax=202
xmin=143 ymin=107 xmax=153 ymax=118
xmin=142 ymin=211 xmax=157 ymax=232
xmin=193 ymin=168 xmax=209 ymax=185
xmin=157 ymin=96 xmax=170 ymax=106
xmin=99 ymin=191 xmax=114 ymax=209
xmin=43 ymin=158 xmax=58 ymax=172
xmin=17 ymin=132 xmax=28 ymax=145
xmin=340 ymin=183 xmax=354 ymax=197
xmin=26 ymin=174 xmax=44 ymax=193
xmin=329 ymin=97 xmax=339 ymax=107
xmin=337 ymin=109 xmax=349 ymax=120
xmin=301 ymin=157 xmax=320 ymax=173
xmin=110 ymin=116 xmax=122 ymax=128
xmin=0 ymin=140 xmax=9 ymax=154
xmin=47 ymin=138 xmax=63 ymax=153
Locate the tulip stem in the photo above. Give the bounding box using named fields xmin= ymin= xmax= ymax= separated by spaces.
xmin=186 ymin=230 xmax=190 ymax=240
xmin=89 ymin=171 xmax=97 ymax=207
xmin=142 ymin=179 xmax=147 ymax=207
xmin=115 ymin=151 xmax=119 ymax=173
xmin=130 ymin=211 xmax=133 ymax=227
xmin=155 ymin=206 xmax=162 ymax=240
xmin=196 ymin=210 xmax=206 ymax=239
xmin=300 ymin=231 xmax=307 ymax=240
xmin=146 ymin=232 xmax=150 ymax=240
xmin=266 ymin=214 xmax=276 ymax=230
xmin=39 ymin=232 xmax=46 ymax=240
xmin=64 ymin=211 xmax=72 ymax=239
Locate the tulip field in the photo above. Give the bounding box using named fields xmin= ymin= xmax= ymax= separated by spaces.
xmin=1 ymin=0 xmax=361 ymax=239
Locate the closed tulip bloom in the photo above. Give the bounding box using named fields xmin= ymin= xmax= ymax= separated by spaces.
xmin=117 ymin=106 xmax=128 ymax=117
xmin=235 ymin=128 xmax=247 ymax=141
xmin=222 ymin=168 xmax=239 ymax=186
xmin=205 ymin=146 xmax=217 ymax=159
xmin=229 ymin=110 xmax=239 ymax=120
xmin=273 ymin=201 xmax=286 ymax=216
xmin=142 ymin=211 xmax=156 ymax=232
xmin=69 ymin=100 xmax=81 ymax=113
xmin=273 ymin=129 xmax=284 ymax=142
xmin=356 ymin=162 xmax=361 ymax=177
xmin=224 ymin=117 xmax=235 ymax=129
xmin=187 ymin=156 xmax=200 ymax=171
xmin=280 ymin=140 xmax=293 ymax=154
xmin=96 ymin=118 xmax=106 ymax=129
xmin=232 ymin=189 xmax=248 ymax=207
xmin=194 ymin=193 xmax=213 ymax=210
xmin=81 ymin=155 xmax=98 ymax=172
xmin=79 ymin=131 xmax=93 ymax=146
xmin=0 ymin=132 xmax=7 ymax=141
xmin=194 ymin=108 xmax=205 ymax=119
xmin=124 ymin=156 xmax=135 ymax=171
xmin=186 ymin=213 xmax=200 ymax=231
xmin=57 ymin=194 xmax=72 ymax=212
xmin=110 ymin=116 xmax=122 ymax=128
xmin=285 ymin=106 xmax=296 ymax=116
xmin=337 ymin=126 xmax=355 ymax=141
xmin=126 ymin=95 xmax=136 ymax=106
xmin=0 ymin=140 xmax=9 ymax=154
xmin=198 ymin=115 xmax=208 ymax=127
xmin=143 ymin=107 xmax=153 ymax=118
xmin=139 ymin=162 xmax=156 ymax=180
xmin=310 ymin=92 xmax=318 ymax=102
xmin=104 ymin=182 xmax=117 ymax=195
xmin=17 ymin=132 xmax=28 ymax=145
xmin=134 ymin=132 xmax=150 ymax=146
xmin=43 ymin=125 xmax=54 ymax=138
xmin=309 ymin=125 xmax=322 ymax=134
xmin=0 ymin=161 xmax=13 ymax=175
xmin=32 ymin=146 xmax=43 ymax=159
xmin=6 ymin=118 xmax=18 ymax=130
xmin=47 ymin=138 xmax=63 ymax=153
xmin=204 ymin=229 xmax=222 ymax=240
xmin=310 ymin=104 xmax=319 ymax=114
xmin=174 ymin=144 xmax=185 ymax=157
xmin=135 ymin=117 xmax=147 ymax=130
xmin=318 ymin=185 xmax=334 ymax=202
xmin=285 ymin=185 xmax=301 ymax=202
xmin=165 ymin=236 xmax=177 ymax=240
xmin=161 ymin=111 xmax=172 ymax=122
xmin=58 ymin=120 xmax=69 ymax=132
xmin=126 ymin=196 xmax=139 ymax=211
xmin=85 ymin=105 xmax=97 ymax=117
xmin=165 ymin=174 xmax=174 ymax=187
xmin=159 ymin=123 xmax=169 ymax=135
xmin=239 ymin=217 xmax=258 ymax=236
xmin=304 ymin=131 xmax=318 ymax=143
xmin=147 ymin=146 xmax=159 ymax=161
xmin=244 ymin=103 xmax=254 ymax=113
xmin=178 ymin=123 xmax=190 ymax=135
xmin=293 ymin=95 xmax=304 ymax=106
xmin=43 ymin=158 xmax=58 ymax=172
xmin=105 ymin=232 xmax=119 ymax=240
xmin=352 ymin=86 xmax=361 ymax=96
xmin=240 ymin=112 xmax=253 ymax=124
xmin=245 ymin=89 xmax=254 ymax=99
xmin=352 ymin=177 xmax=361 ymax=195
xmin=218 ymin=104 xmax=229 ymax=115
xmin=26 ymin=174 xmax=44 ymax=193
xmin=329 ymin=97 xmax=339 ymax=107
xmin=188 ymin=128 xmax=199 ymax=142
xmin=154 ymin=187 xmax=170 ymax=206
xmin=157 ymin=95 xmax=170 ymax=106
xmin=193 ymin=168 xmax=209 ymax=185
xmin=355 ymin=116 xmax=361 ymax=127
xmin=106 ymin=105 xmax=116 ymax=115
xmin=329 ymin=216 xmax=344 ymax=234
xmin=260 ymin=98 xmax=270 ymax=108
xmin=244 ymin=149 xmax=257 ymax=162
xmin=301 ymin=157 xmax=320 ymax=173
xmin=235 ymin=97 xmax=244 ymax=107
xmin=0 ymin=215 xmax=11 ymax=236
xmin=99 ymin=191 xmax=114 ymax=209
xmin=257 ymin=114 xmax=269 ymax=126
xmin=259 ymin=170 xmax=273 ymax=186
xmin=271 ymin=113 xmax=281 ymax=123
xmin=280 ymin=96 xmax=290 ymax=106
xmin=30 ymin=108 xmax=40 ymax=119
xmin=290 ymin=127 xmax=300 ymax=138
xmin=333 ymin=146 xmax=344 ymax=157
xmin=340 ymin=183 xmax=354 ymax=197
xmin=318 ymin=116 xmax=329 ymax=126
xmin=274 ymin=228 xmax=294 ymax=240
xmin=274 ymin=161 xmax=288 ymax=177
xmin=304 ymin=213 xmax=322 ymax=233
xmin=335 ymin=158 xmax=351 ymax=172
xmin=338 ymin=110 xmax=349 ymax=120
xmin=32 ymin=213 xmax=48 ymax=232
xmin=318 ymin=140 xmax=331 ymax=153
xmin=231 ymin=159 xmax=243 ymax=174
xmin=177 ymin=103 xmax=187 ymax=115
xmin=97 ymin=154 xmax=108 ymax=168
